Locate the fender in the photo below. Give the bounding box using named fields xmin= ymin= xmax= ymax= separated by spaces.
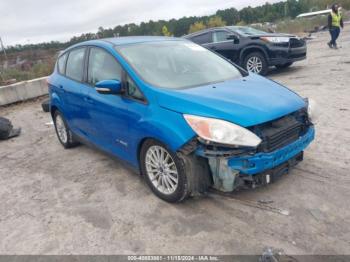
xmin=239 ymin=45 xmax=269 ymax=64
xmin=127 ymin=107 xmax=197 ymax=167
xmin=50 ymin=91 xmax=64 ymax=117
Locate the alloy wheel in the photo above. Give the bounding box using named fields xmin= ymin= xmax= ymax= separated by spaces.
xmin=145 ymin=145 xmax=179 ymax=195
xmin=55 ymin=114 xmax=68 ymax=144
xmin=246 ymin=56 xmax=263 ymax=74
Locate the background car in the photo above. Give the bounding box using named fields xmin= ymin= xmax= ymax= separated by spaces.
xmin=49 ymin=37 xmax=314 ymax=203
xmin=183 ymin=26 xmax=307 ymax=75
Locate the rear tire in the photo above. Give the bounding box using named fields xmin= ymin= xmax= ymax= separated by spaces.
xmin=243 ymin=52 xmax=268 ymax=75
xmin=140 ymin=139 xmax=190 ymax=203
xmin=275 ymin=62 xmax=293 ymax=69
xmin=53 ymin=111 xmax=79 ymax=149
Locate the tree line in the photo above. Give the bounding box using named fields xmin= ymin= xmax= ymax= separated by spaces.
xmin=4 ymin=0 xmax=350 ymax=54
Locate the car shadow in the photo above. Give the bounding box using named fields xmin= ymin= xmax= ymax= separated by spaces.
xmin=267 ymin=65 xmax=304 ymax=77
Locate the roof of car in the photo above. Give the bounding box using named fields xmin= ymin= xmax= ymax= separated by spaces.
xmin=183 ymin=27 xmax=231 ymax=38
xmin=76 ymin=36 xmax=183 ymax=47
xmin=183 ymin=26 xmax=256 ymax=38
xmin=60 ymin=36 xmax=188 ymax=56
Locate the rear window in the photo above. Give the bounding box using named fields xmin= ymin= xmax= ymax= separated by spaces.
xmin=190 ymin=33 xmax=211 ymax=44
xmin=57 ymin=53 xmax=68 ymax=74
xmin=66 ymin=48 xmax=85 ymax=81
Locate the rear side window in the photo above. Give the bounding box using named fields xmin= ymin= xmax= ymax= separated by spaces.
xmin=66 ymin=48 xmax=85 ymax=82
xmin=57 ymin=53 xmax=68 ymax=74
xmin=88 ymin=47 xmax=122 ymax=86
xmin=190 ymin=33 xmax=211 ymax=44
xmin=213 ymin=31 xmax=229 ymax=42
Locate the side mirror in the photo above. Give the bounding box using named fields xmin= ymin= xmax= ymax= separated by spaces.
xmin=227 ymin=34 xmax=239 ymax=44
xmin=95 ymin=79 xmax=122 ymax=95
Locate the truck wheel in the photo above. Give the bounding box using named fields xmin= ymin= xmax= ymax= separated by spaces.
xmin=275 ymin=62 xmax=293 ymax=69
xmin=53 ymin=111 xmax=79 ymax=149
xmin=140 ymin=139 xmax=191 ymax=203
xmin=243 ymin=52 xmax=268 ymax=75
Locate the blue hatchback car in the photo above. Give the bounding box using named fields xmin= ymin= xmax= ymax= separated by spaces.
xmin=49 ymin=36 xmax=315 ymax=202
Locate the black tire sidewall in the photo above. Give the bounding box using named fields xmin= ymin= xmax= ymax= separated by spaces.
xmin=243 ymin=52 xmax=268 ymax=75
xmin=53 ymin=111 xmax=76 ymax=149
xmin=140 ymin=139 xmax=190 ymax=203
xmin=41 ymin=99 xmax=50 ymax=112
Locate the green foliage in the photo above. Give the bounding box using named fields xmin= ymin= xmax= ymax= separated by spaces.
xmin=2 ymin=0 xmax=350 ymax=54
xmin=0 ymin=68 xmax=34 ymax=82
xmin=207 ymin=16 xmax=226 ymax=28
xmin=188 ymin=21 xmax=207 ymax=34
xmin=236 ymin=21 xmax=247 ymax=26
xmin=216 ymin=8 xmax=239 ymax=25
xmin=0 ymin=60 xmax=55 ymax=83
xmin=162 ymin=25 xmax=172 ymax=36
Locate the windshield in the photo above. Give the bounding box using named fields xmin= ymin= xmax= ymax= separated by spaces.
xmin=115 ymin=40 xmax=242 ymax=89
xmin=228 ymin=26 xmax=267 ymax=36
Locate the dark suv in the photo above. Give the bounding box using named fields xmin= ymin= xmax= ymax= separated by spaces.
xmin=183 ymin=26 xmax=307 ymax=75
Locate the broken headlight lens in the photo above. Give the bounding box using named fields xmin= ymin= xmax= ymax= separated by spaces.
xmin=183 ymin=114 xmax=262 ymax=147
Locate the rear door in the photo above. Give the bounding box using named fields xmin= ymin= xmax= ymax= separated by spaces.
xmin=59 ymin=47 xmax=87 ymax=133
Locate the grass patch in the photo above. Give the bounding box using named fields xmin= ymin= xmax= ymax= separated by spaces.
xmin=0 ymin=61 xmax=54 ymax=84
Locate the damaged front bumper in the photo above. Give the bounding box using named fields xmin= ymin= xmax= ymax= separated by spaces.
xmin=196 ymin=126 xmax=315 ymax=192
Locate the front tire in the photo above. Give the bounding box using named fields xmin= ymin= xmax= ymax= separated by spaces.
xmin=243 ymin=52 xmax=268 ymax=75
xmin=53 ymin=111 xmax=79 ymax=149
xmin=140 ymin=139 xmax=190 ymax=203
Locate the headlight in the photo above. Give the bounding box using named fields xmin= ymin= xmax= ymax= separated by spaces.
xmin=261 ymin=36 xmax=290 ymax=43
xmin=183 ymin=114 xmax=262 ymax=147
xmin=305 ymin=98 xmax=318 ymax=122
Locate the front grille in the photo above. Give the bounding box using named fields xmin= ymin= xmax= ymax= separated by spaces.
xmin=289 ymin=37 xmax=305 ymax=48
xmin=251 ymin=110 xmax=310 ymax=153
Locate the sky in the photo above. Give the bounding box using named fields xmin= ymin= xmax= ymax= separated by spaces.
xmin=0 ymin=0 xmax=282 ymax=47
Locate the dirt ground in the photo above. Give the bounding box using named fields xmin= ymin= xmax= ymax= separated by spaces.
xmin=1 ymin=28 xmax=350 ymax=255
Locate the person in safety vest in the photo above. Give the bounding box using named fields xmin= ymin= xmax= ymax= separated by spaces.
xmin=328 ymin=3 xmax=344 ymax=49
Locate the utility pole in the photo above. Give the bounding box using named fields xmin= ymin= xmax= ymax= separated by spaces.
xmin=0 ymin=37 xmax=8 ymax=61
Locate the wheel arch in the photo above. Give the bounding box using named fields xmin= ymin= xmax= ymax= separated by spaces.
xmin=136 ymin=134 xmax=193 ymax=173
xmin=239 ymin=45 xmax=268 ymax=64
xmin=50 ymin=92 xmax=64 ymax=119
xmin=136 ymin=137 xmax=154 ymax=172
xmin=50 ymin=105 xmax=59 ymax=119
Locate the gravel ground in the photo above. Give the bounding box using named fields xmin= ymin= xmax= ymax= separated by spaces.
xmin=0 ymin=28 xmax=350 ymax=255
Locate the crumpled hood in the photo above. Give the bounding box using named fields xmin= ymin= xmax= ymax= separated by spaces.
xmin=155 ymin=74 xmax=306 ymax=127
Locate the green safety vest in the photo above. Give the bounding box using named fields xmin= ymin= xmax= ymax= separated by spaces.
xmin=331 ymin=12 xmax=342 ymax=27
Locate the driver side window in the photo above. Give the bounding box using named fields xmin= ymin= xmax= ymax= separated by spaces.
xmin=88 ymin=47 xmax=122 ymax=86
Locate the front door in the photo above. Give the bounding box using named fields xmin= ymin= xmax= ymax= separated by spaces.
xmin=205 ymin=30 xmax=240 ymax=62
xmin=84 ymin=47 xmax=130 ymax=160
